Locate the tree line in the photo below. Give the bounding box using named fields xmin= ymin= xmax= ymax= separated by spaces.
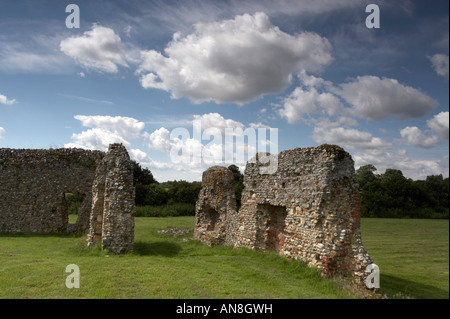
xmin=356 ymin=165 xmax=449 ymax=219
xmin=133 ymin=161 xmax=449 ymax=219
xmin=133 ymin=162 xmax=244 ymax=217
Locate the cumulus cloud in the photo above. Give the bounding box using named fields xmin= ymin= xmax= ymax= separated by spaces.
xmin=143 ymin=112 xmax=274 ymax=169
xmin=0 ymin=93 xmax=16 ymax=105
xmin=354 ymin=149 xmax=449 ymax=181
xmin=279 ymin=86 xmax=343 ymax=124
xmin=0 ymin=127 xmax=5 ymax=139
xmin=428 ymin=54 xmax=449 ymax=80
xmin=427 ymin=111 xmax=449 ymax=140
xmin=129 ymin=148 xmax=152 ymax=164
xmin=60 ymin=25 xmax=128 ymax=73
xmin=65 ymin=128 xmax=131 ymax=151
xmin=192 ymin=113 xmax=245 ymax=133
xmin=143 ymin=127 xmax=175 ymax=154
xmin=65 ymin=115 xmax=145 ymax=150
xmin=400 ymin=126 xmax=440 ymax=149
xmin=399 ymin=112 xmax=449 ymax=149
xmin=335 ymin=76 xmax=438 ymax=121
xmin=74 ymin=115 xmax=145 ymax=140
xmin=278 ymin=73 xmax=438 ymax=126
xmin=312 ymin=118 xmax=391 ymax=150
xmin=136 ymin=12 xmax=332 ymax=104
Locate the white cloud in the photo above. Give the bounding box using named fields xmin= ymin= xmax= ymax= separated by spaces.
xmin=0 ymin=127 xmax=5 ymax=139
xmin=65 ymin=115 xmax=145 ymax=151
xmin=0 ymin=93 xmax=16 ymax=105
xmin=400 ymin=126 xmax=440 ymax=149
xmin=143 ymin=112 xmax=274 ymax=172
xmin=297 ymin=70 xmax=334 ymax=89
xmin=428 ymin=54 xmax=449 ymax=80
xmin=354 ymin=149 xmax=449 ymax=180
xmin=427 ymin=111 xmax=449 ymax=140
xmin=129 ymin=148 xmax=153 ymax=164
xmin=312 ymin=118 xmax=391 ymax=150
xmin=249 ymin=122 xmax=271 ymax=129
xmin=192 ymin=113 xmax=245 ymax=133
xmin=279 ymin=73 xmax=438 ymax=125
xmin=74 ymin=115 xmax=145 ymax=140
xmin=280 ymin=86 xmax=343 ymax=124
xmin=143 ymin=127 xmax=175 ymax=154
xmin=143 ymin=126 xmax=224 ymax=164
xmin=335 ymin=76 xmax=438 ymax=121
xmin=399 ymin=111 xmax=449 ymax=148
xmin=136 ymin=12 xmax=332 ymax=104
xmin=60 ymin=25 xmax=128 ymax=73
xmin=65 ymin=128 xmax=131 ymax=151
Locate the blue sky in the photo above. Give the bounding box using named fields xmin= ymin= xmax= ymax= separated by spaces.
xmin=0 ymin=0 xmax=448 ymax=182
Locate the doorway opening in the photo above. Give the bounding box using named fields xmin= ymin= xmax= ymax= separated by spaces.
xmin=65 ymin=192 xmax=86 ymax=225
xmin=256 ymin=204 xmax=287 ymax=253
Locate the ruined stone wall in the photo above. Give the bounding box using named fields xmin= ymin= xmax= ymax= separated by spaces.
xmin=194 ymin=145 xmax=373 ymax=282
xmin=193 ymin=166 xmax=237 ymax=246
xmin=0 ymin=144 xmax=135 ymax=254
xmin=0 ymin=148 xmax=102 ymax=233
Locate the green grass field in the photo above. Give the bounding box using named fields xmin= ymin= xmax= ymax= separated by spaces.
xmin=0 ymin=217 xmax=448 ymax=299
xmin=360 ymin=218 xmax=449 ymax=299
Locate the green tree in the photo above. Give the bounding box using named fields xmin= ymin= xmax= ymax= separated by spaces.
xmin=132 ymin=161 xmax=157 ymax=186
xmin=228 ymin=164 xmax=244 ymax=209
xmin=132 ymin=161 xmax=158 ymax=206
xmin=359 ymin=166 xmax=449 ymax=219
xmin=356 ymin=164 xmax=378 ymax=189
xmin=166 ymin=180 xmax=202 ymax=205
xmin=144 ymin=184 xmax=169 ymax=206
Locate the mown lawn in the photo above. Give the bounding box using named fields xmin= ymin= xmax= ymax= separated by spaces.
xmin=360 ymin=218 xmax=449 ymax=299
xmin=0 ymin=217 xmax=448 ymax=299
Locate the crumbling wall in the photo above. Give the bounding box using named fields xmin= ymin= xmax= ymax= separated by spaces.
xmin=0 ymin=148 xmax=102 ymax=233
xmin=0 ymin=143 xmax=135 ymax=253
xmin=193 ymin=166 xmax=237 ymax=246
xmin=194 ymin=145 xmax=373 ymax=282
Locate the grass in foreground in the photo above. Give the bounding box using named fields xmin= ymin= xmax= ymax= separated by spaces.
xmin=0 ymin=217 xmax=447 ymax=299
xmin=1 ymin=216 xmax=373 ymax=299
xmin=360 ymin=218 xmax=449 ymax=299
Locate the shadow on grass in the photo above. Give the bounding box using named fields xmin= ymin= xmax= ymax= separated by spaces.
xmin=133 ymin=240 xmax=182 ymax=257
xmin=380 ymin=274 xmax=449 ymax=299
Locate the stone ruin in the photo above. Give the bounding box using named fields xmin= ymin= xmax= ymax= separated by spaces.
xmin=0 ymin=143 xmax=135 ymax=253
xmin=194 ymin=145 xmax=373 ymax=282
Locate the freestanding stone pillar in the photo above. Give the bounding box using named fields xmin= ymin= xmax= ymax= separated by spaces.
xmin=87 ymin=144 xmax=135 ymax=253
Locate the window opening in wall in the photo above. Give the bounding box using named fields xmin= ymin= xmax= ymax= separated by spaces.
xmin=65 ymin=193 xmax=85 ymax=224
